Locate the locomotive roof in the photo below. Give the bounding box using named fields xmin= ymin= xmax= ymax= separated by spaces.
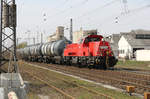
xmin=85 ymin=35 xmax=103 ymax=38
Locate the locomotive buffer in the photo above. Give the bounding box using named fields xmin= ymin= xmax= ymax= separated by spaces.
xmin=0 ymin=0 xmax=27 ymax=99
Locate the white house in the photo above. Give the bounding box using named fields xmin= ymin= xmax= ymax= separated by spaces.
xmin=118 ymin=32 xmax=150 ymax=59
xmin=118 ymin=35 xmax=133 ymax=59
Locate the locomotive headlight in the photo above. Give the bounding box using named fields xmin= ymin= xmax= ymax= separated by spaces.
xmin=100 ymin=53 xmax=103 ymax=56
xmin=106 ymin=51 xmax=109 ymax=55
xmin=96 ymin=59 xmax=99 ymax=64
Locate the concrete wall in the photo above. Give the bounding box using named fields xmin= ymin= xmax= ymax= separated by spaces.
xmin=118 ymin=36 xmax=132 ymax=59
xmin=136 ymin=50 xmax=150 ymax=61
xmin=73 ymin=29 xmax=83 ymax=43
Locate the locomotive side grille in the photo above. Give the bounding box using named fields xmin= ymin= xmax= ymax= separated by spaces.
xmin=97 ymin=45 xmax=109 ymax=56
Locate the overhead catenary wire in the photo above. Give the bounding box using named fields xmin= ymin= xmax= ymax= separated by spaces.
xmin=71 ymin=0 xmax=149 ymax=27
xmin=20 ymin=0 xmax=150 ymax=41
xmin=74 ymin=0 xmax=120 ymax=19
xmin=66 ymin=0 xmax=120 ymax=26
xmin=55 ymin=0 xmax=148 ymax=27
xmin=46 ymin=0 xmax=90 ymax=20
xmin=78 ymin=1 xmax=150 ymax=30
xmin=96 ymin=3 xmax=150 ymax=34
xmin=43 ymin=0 xmax=91 ymax=33
xmin=47 ymin=0 xmax=70 ymax=14
xmin=115 ymin=4 xmax=150 ymax=23
xmin=47 ymin=0 xmax=120 ymax=31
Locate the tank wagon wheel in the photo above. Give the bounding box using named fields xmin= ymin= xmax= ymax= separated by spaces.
xmin=60 ymin=60 xmax=64 ymax=65
xmin=46 ymin=59 xmax=49 ymax=64
xmin=103 ymin=65 xmax=107 ymax=70
xmin=78 ymin=64 xmax=83 ymax=68
xmin=65 ymin=57 xmax=72 ymax=66
xmin=49 ymin=59 xmax=53 ymax=64
xmin=52 ymin=60 xmax=56 ymax=64
xmin=80 ymin=62 xmax=84 ymax=68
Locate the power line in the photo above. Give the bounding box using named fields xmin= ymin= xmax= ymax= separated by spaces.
xmin=44 ymin=0 xmax=90 ymax=30
xmin=97 ymin=4 xmax=150 ymax=28
xmin=47 ymin=0 xmax=120 ymax=30
xmin=46 ymin=0 xmax=89 ymax=20
xmin=74 ymin=0 xmax=120 ymax=19
xmin=116 ymin=4 xmax=150 ymax=23
xmin=80 ymin=0 xmax=150 ymax=28
xmin=42 ymin=0 xmax=150 ymax=36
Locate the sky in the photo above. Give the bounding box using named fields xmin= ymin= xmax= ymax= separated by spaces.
xmin=16 ymin=0 xmax=150 ymax=44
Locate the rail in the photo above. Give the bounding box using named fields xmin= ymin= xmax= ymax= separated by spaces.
xmin=31 ymin=62 xmax=150 ymax=94
xmin=24 ymin=70 xmax=75 ymax=99
xmin=24 ymin=62 xmax=114 ymax=99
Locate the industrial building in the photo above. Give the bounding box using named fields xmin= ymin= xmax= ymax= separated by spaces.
xmin=105 ymin=29 xmax=150 ymax=60
xmin=73 ymin=28 xmax=97 ymax=43
xmin=118 ymin=29 xmax=150 ymax=59
xmin=47 ymin=26 xmax=65 ymax=42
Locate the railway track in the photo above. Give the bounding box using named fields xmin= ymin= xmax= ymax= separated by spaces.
xmin=114 ymin=67 xmax=150 ymax=76
xmin=24 ymin=70 xmax=75 ymax=99
xmin=27 ymin=62 xmax=150 ymax=94
xmin=21 ymin=61 xmax=114 ymax=99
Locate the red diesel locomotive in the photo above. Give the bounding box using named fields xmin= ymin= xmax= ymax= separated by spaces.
xmin=63 ymin=35 xmax=117 ymax=69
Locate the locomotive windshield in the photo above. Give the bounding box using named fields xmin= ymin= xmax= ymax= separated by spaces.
xmin=84 ymin=37 xmax=100 ymax=43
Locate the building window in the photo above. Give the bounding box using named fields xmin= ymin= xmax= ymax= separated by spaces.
xmin=119 ymin=50 xmax=125 ymax=54
xmin=136 ymin=34 xmax=150 ymax=39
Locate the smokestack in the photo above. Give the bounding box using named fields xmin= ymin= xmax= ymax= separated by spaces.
xmin=70 ymin=18 xmax=73 ymax=41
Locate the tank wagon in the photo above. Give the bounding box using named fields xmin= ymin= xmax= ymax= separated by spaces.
xmin=18 ymin=35 xmax=118 ymax=69
xmin=19 ymin=39 xmax=70 ymax=63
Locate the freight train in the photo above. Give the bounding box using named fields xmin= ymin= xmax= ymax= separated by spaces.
xmin=18 ymin=35 xmax=118 ymax=69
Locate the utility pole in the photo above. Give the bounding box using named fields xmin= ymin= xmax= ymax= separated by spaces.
xmin=0 ymin=0 xmax=3 ymax=66
xmin=41 ymin=33 xmax=43 ymax=44
xmin=33 ymin=37 xmax=35 ymax=45
xmin=17 ymin=37 xmax=21 ymax=45
xmin=0 ymin=1 xmax=27 ymax=98
xmin=37 ymin=31 xmax=39 ymax=44
xmin=70 ymin=18 xmax=73 ymax=41
xmin=0 ymin=0 xmax=18 ymax=72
